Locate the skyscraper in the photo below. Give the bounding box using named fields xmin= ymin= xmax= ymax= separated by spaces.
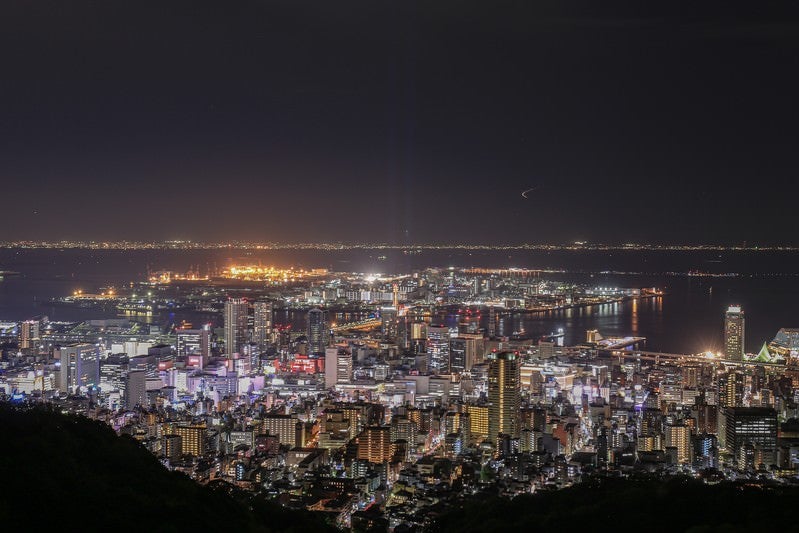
xmin=488 ymin=351 xmax=520 ymax=442
xmin=176 ymin=326 xmax=210 ymax=362
xmin=724 ymin=305 xmax=745 ymax=361
xmin=224 ymin=298 xmax=249 ymax=356
xmin=307 ymin=308 xmax=327 ymax=355
xmin=56 ymin=343 xmax=100 ymax=394
xmin=252 ymin=300 xmax=273 ymax=350
xmin=324 ymin=346 xmax=352 ymax=387
xmin=426 ymin=325 xmax=451 ymax=374
xmin=724 ymin=407 xmax=777 ymax=466
xmin=18 ymin=318 xmax=41 ymax=351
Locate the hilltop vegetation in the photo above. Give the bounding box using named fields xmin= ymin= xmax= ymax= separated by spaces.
xmin=0 ymin=405 xmax=335 ymax=532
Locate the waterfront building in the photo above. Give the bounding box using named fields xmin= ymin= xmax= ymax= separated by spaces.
xmin=724 ymin=305 xmax=745 ymax=361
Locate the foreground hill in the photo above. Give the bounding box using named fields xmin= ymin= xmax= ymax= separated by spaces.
xmin=0 ymin=405 xmax=335 ymax=532
xmin=429 ymin=476 xmax=799 ymax=532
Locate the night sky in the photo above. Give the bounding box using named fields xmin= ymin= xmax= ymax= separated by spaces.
xmin=1 ymin=1 xmax=798 ymax=244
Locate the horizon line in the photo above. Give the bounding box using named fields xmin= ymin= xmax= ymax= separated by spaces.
xmin=1 ymin=240 xmax=798 ymax=251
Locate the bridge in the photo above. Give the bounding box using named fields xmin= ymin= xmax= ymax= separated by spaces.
xmin=330 ymin=317 xmax=382 ymax=333
xmin=603 ymin=349 xmax=787 ymax=368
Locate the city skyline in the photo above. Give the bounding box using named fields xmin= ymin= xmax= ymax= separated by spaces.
xmin=2 ymin=1 xmax=799 ymax=244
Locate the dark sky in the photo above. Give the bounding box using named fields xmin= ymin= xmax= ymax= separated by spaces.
xmin=1 ymin=1 xmax=798 ymax=244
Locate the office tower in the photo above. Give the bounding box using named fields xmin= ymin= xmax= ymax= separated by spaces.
xmin=324 ymin=346 xmax=352 ymax=387
xmin=426 ymin=324 xmax=451 ymax=374
xmin=125 ymin=369 xmax=148 ymax=408
xmin=356 ymin=426 xmax=392 ymax=463
xmin=410 ymin=321 xmax=427 ymax=354
xmin=307 ymin=308 xmax=327 ymax=355
xmin=724 ymin=305 xmax=745 ymax=361
xmin=488 ymin=351 xmax=521 ymax=441
xmin=55 ymin=343 xmax=100 ymax=394
xmin=665 ymin=423 xmax=692 ymax=464
xmin=176 ymin=326 xmax=210 ymax=361
xmin=449 ymin=333 xmax=484 ymax=374
xmin=100 ymin=354 xmax=129 ymax=394
xmin=224 ymin=298 xmax=249 ymax=356
xmin=252 ymin=300 xmax=273 ymax=350
xmin=724 ymin=407 xmax=777 ymax=465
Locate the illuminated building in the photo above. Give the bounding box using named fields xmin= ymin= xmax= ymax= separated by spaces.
xmin=252 ymin=300 xmax=273 ymax=350
xmin=449 ymin=334 xmax=484 ymax=373
xmin=488 ymin=351 xmax=520 ymax=442
xmin=262 ymin=414 xmax=303 ymax=448
xmin=665 ymin=423 xmax=692 ymax=464
xmin=724 ymin=305 xmax=745 ymax=361
xmin=224 ymin=298 xmax=249 ymax=356
xmin=724 ymin=407 xmax=777 ymax=466
xmin=718 ymin=370 xmax=744 ymax=408
xmin=55 ymin=343 xmax=100 ymax=394
xmin=307 ymin=308 xmax=327 ymax=355
xmin=176 ymin=326 xmax=210 ymax=363
xmin=324 ymin=346 xmax=352 ymax=387
xmin=771 ymin=328 xmax=799 ymax=358
xmin=426 ymin=324 xmax=451 ymax=374
xmin=171 ymin=424 xmax=207 ymax=457
xmin=462 ymin=404 xmax=489 ymax=444
xmin=356 ymin=426 xmax=392 ymax=463
xmin=125 ymin=369 xmax=147 ymax=408
xmin=18 ymin=318 xmax=41 ymax=351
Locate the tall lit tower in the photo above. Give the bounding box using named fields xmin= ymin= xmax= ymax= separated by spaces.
xmin=426 ymin=325 xmax=451 ymax=374
xmin=252 ymin=300 xmax=273 ymax=350
xmin=488 ymin=351 xmax=520 ymax=442
xmin=307 ymin=308 xmax=327 ymax=355
xmin=724 ymin=305 xmax=745 ymax=361
xmin=224 ymin=298 xmax=249 ymax=356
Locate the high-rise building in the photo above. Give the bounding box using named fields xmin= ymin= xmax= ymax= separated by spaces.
xmin=307 ymin=308 xmax=327 ymax=355
xmin=724 ymin=407 xmax=777 ymax=466
xmin=18 ymin=318 xmax=41 ymax=351
xmin=426 ymin=325 xmax=451 ymax=374
xmin=171 ymin=424 xmax=207 ymax=457
xmin=724 ymin=305 xmax=745 ymax=361
xmin=718 ymin=370 xmax=744 ymax=408
xmin=55 ymin=343 xmax=100 ymax=394
xmin=449 ymin=333 xmax=485 ymax=374
xmin=176 ymin=326 xmax=210 ymax=362
xmin=665 ymin=423 xmax=692 ymax=464
xmin=125 ymin=369 xmax=148 ymax=408
xmin=252 ymin=300 xmax=273 ymax=350
xmin=488 ymin=351 xmax=520 ymax=442
xmin=356 ymin=426 xmax=393 ymax=463
xmin=324 ymin=346 xmax=352 ymax=387
xmin=262 ymin=414 xmax=303 ymax=448
xmin=224 ymin=298 xmax=249 ymax=356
